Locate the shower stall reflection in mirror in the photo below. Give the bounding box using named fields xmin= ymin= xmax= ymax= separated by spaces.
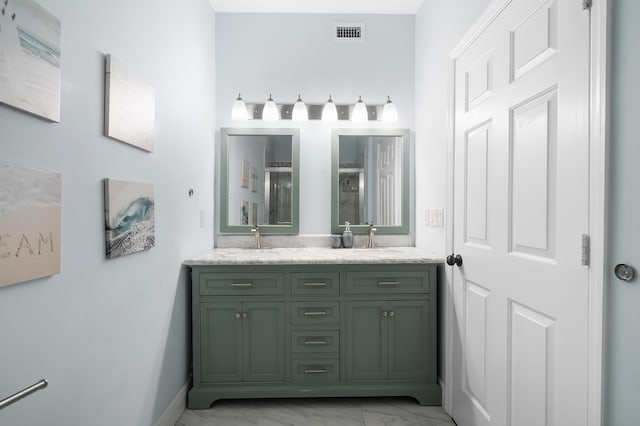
xmin=339 ymin=167 xmax=365 ymax=226
xmin=264 ymin=166 xmax=292 ymax=225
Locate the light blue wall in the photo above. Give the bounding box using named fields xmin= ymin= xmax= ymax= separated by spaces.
xmin=606 ymin=0 xmax=640 ymax=424
xmin=215 ymin=13 xmax=415 ymax=235
xmin=414 ymin=0 xmax=491 ymax=254
xmin=413 ymin=0 xmax=491 ymax=386
xmin=0 ymin=0 xmax=215 ymax=425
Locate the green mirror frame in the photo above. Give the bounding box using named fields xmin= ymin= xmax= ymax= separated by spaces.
xmin=220 ymin=128 xmax=300 ymax=234
xmin=331 ymin=128 xmax=410 ymax=235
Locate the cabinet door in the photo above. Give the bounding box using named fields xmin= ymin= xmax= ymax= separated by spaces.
xmin=200 ymin=302 xmax=243 ymax=383
xmin=346 ymin=301 xmax=387 ymax=381
xmin=243 ymin=302 xmax=285 ymax=382
xmin=387 ymin=301 xmax=429 ymax=380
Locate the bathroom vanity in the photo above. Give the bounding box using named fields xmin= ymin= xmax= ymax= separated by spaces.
xmin=184 ymin=247 xmax=442 ymax=409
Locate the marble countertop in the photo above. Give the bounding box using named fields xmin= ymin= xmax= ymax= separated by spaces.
xmin=184 ymin=247 xmax=443 ymax=266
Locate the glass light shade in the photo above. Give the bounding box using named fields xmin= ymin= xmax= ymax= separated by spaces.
xmin=262 ymin=94 xmax=279 ymax=121
xmin=231 ymin=93 xmax=248 ymax=121
xmin=322 ymin=96 xmax=338 ymax=122
xmin=382 ymin=96 xmax=398 ymax=123
xmin=292 ymin=95 xmax=308 ymax=121
xmin=352 ymin=96 xmax=368 ymax=122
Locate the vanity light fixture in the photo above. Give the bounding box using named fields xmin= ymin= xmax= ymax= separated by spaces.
xmin=381 ymin=96 xmax=398 ymax=123
xmin=351 ymin=96 xmax=368 ymax=122
xmin=291 ymin=94 xmax=308 ymax=121
xmin=262 ymin=94 xmax=279 ymax=121
xmin=321 ymin=95 xmax=338 ymax=122
xmin=231 ymin=93 xmax=248 ymax=121
xmin=231 ymin=94 xmax=399 ymax=122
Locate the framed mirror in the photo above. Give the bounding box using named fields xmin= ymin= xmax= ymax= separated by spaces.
xmin=220 ymin=128 xmax=300 ymax=234
xmin=331 ymin=128 xmax=410 ymax=234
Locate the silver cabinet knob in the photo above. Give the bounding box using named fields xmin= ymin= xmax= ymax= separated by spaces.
xmin=235 ymin=313 xmax=241 ymax=319
xmin=382 ymin=311 xmax=388 ymax=317
xmin=389 ymin=311 xmax=394 ymax=317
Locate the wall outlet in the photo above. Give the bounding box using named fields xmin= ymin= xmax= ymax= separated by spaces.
xmin=200 ymin=210 xmax=206 ymax=228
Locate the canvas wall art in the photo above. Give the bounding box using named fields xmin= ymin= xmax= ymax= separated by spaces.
xmin=104 ymin=54 xmax=155 ymax=152
xmin=240 ymin=200 xmax=249 ymax=225
xmin=0 ymin=0 xmax=61 ymax=121
xmin=251 ymin=202 xmax=257 ymax=226
xmin=0 ymin=163 xmax=61 ymax=287
xmin=104 ymin=179 xmax=155 ymax=259
xmin=240 ymin=157 xmax=250 ymax=188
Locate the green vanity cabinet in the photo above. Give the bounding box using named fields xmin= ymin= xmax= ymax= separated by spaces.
xmin=188 ymin=261 xmax=441 ymax=409
xmin=199 ymin=302 xmax=285 ymax=383
xmin=347 ymin=300 xmax=431 ymax=381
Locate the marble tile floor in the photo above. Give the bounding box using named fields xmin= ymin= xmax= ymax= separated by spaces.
xmin=176 ymin=397 xmax=456 ymax=426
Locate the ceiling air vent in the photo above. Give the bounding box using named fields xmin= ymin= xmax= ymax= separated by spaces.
xmin=334 ymin=23 xmax=365 ymax=42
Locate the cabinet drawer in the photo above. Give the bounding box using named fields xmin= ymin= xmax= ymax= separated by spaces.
xmin=345 ymin=270 xmax=431 ymax=294
xmin=291 ymin=272 xmax=339 ymax=295
xmin=291 ymin=301 xmax=340 ymax=325
xmin=292 ymin=359 xmax=339 ymax=382
xmin=199 ymin=272 xmax=284 ymax=296
xmin=291 ymin=331 xmax=339 ymax=354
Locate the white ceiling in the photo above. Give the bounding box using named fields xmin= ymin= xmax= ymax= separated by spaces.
xmin=208 ymin=0 xmax=425 ymax=15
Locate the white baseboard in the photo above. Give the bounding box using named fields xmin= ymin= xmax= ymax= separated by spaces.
xmin=153 ymin=381 xmax=190 ymax=426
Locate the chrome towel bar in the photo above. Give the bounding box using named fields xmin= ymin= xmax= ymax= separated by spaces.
xmin=0 ymin=379 xmax=48 ymax=410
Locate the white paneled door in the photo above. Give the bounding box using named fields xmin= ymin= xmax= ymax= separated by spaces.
xmin=450 ymin=1 xmax=590 ymax=425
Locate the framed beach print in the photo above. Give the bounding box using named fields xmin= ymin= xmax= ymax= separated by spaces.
xmin=104 ymin=54 xmax=156 ymax=152
xmin=240 ymin=158 xmax=250 ymax=188
xmin=104 ymin=179 xmax=155 ymax=259
xmin=0 ymin=0 xmax=61 ymax=121
xmin=0 ymin=163 xmax=61 ymax=287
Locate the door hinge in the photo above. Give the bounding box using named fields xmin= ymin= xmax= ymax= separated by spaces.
xmin=581 ymin=234 xmax=590 ymax=266
xmin=582 ymin=0 xmax=592 ymax=10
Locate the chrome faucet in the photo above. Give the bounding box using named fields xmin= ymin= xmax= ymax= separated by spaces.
xmin=251 ymin=224 xmax=262 ymax=249
xmin=367 ymin=223 xmax=377 ymax=248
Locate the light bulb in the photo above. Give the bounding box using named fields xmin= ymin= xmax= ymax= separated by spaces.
xmin=382 ymin=96 xmax=398 ymax=123
xmin=322 ymin=95 xmax=338 ymax=122
xmin=352 ymin=96 xmax=368 ymax=122
xmin=231 ymin=93 xmax=248 ymax=121
xmin=262 ymin=94 xmax=279 ymax=121
xmin=292 ymin=94 xmax=308 ymax=121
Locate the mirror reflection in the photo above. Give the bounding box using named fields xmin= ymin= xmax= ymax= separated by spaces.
xmin=339 ymin=135 xmax=403 ymax=226
xmin=332 ymin=129 xmax=409 ymax=234
xmin=220 ymin=128 xmax=299 ymax=234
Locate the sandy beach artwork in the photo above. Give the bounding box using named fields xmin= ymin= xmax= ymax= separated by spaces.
xmin=0 ymin=0 xmax=61 ymax=121
xmin=0 ymin=163 xmax=62 ymax=287
xmin=104 ymin=54 xmax=156 ymax=152
xmin=104 ymin=179 xmax=155 ymax=259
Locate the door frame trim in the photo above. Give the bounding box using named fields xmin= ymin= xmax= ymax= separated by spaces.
xmin=442 ymin=1 xmax=610 ymax=425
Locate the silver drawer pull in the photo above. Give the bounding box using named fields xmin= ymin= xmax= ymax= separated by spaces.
xmin=304 ymin=339 xmax=327 ymax=345
xmin=230 ymin=282 xmax=253 ymax=287
xmin=304 ymin=282 xmax=327 ymax=287
xmin=377 ymin=281 xmax=399 ymax=286
xmin=304 ymin=369 xmax=327 ymax=374
xmin=304 ymin=310 xmax=327 ymax=316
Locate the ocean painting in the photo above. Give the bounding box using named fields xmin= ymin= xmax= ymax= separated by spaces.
xmin=0 ymin=163 xmax=61 ymax=287
xmin=0 ymin=0 xmax=61 ymax=121
xmin=104 ymin=54 xmax=155 ymax=152
xmin=104 ymin=179 xmax=155 ymax=259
